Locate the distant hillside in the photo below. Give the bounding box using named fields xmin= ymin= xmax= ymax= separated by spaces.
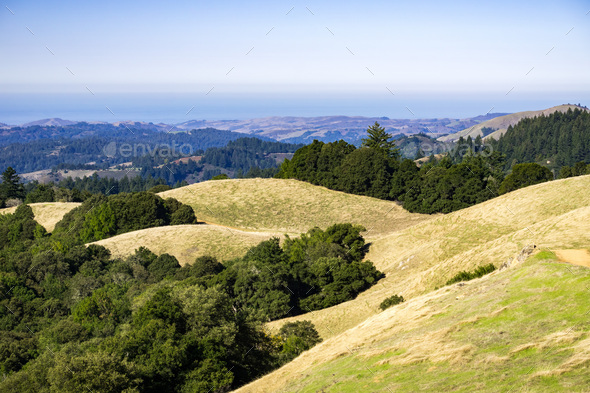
xmin=176 ymin=114 xmax=507 ymax=144
xmin=438 ymin=104 xmax=588 ymax=142
xmin=489 ymin=108 xmax=590 ymax=170
xmin=21 ymin=118 xmax=78 ymax=127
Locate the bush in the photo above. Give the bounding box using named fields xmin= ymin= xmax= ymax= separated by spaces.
xmin=278 ymin=321 xmax=322 ymax=362
xmin=445 ymin=263 xmax=496 ymax=286
xmin=379 ymin=294 xmax=405 ymax=311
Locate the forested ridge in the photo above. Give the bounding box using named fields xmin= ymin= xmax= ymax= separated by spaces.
xmin=489 ymin=108 xmax=590 ymax=170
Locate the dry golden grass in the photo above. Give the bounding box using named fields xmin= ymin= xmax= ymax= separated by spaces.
xmin=91 ymin=224 xmax=278 ymax=265
xmin=267 ymin=175 xmax=590 ymax=339
xmin=0 ymin=202 xmax=80 ymax=232
xmin=158 ymin=178 xmax=431 ymax=239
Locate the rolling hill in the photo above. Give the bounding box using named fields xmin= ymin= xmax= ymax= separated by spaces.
xmin=0 ymin=202 xmax=80 ymax=232
xmin=91 ymin=223 xmax=278 ymax=265
xmin=158 ymin=178 xmax=431 ymax=239
xmin=438 ymin=104 xmax=588 ymax=142
xmin=264 ymin=175 xmax=590 ymax=339
xmin=236 ymin=175 xmax=590 ymax=392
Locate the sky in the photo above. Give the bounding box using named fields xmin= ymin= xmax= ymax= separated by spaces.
xmin=1 ymin=0 xmax=589 ymax=123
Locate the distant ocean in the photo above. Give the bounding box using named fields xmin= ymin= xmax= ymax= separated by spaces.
xmin=1 ymin=92 xmax=587 ymax=125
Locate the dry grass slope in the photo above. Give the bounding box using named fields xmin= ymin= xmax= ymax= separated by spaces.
xmin=267 ymin=175 xmax=590 ymax=339
xmin=91 ymin=224 xmax=277 ymax=265
xmin=159 ymin=178 xmax=431 ymax=239
xmin=237 ymin=255 xmax=590 ymax=392
xmin=0 ymin=202 xmax=80 ymax=232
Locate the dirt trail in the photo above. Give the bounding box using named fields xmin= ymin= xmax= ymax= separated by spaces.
xmin=554 ymin=249 xmax=590 ymax=268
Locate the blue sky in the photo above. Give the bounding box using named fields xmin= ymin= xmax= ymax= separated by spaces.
xmin=0 ymin=0 xmax=589 ymax=121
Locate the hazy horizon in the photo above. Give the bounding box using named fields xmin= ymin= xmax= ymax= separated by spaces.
xmin=2 ymin=1 xmax=589 ymax=125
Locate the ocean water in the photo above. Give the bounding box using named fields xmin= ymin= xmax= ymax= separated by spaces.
xmin=0 ymin=92 xmax=587 ymax=125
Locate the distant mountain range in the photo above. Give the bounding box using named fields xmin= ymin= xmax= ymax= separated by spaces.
xmin=1 ymin=113 xmax=509 ymax=144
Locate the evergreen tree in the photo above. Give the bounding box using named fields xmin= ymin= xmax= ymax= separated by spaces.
xmin=0 ymin=167 xmax=26 ymax=201
xmin=361 ymin=122 xmax=400 ymax=159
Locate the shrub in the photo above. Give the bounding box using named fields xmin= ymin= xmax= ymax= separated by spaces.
xmin=278 ymin=321 xmax=322 ymax=362
xmin=445 ymin=263 xmax=496 ymax=286
xmin=379 ymin=294 xmax=405 ymax=311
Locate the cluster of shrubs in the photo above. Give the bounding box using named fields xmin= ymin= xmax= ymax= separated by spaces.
xmin=379 ymin=294 xmax=405 ymax=311
xmin=445 ymin=263 xmax=496 ymax=286
xmin=52 ymin=191 xmax=197 ymax=244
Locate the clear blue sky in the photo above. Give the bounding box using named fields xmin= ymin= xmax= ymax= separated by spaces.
xmin=1 ymin=0 xmax=589 ymax=121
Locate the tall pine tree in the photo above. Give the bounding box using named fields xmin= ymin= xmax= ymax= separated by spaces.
xmin=361 ymin=122 xmax=400 ymax=159
xmin=0 ymin=167 xmax=26 ymax=201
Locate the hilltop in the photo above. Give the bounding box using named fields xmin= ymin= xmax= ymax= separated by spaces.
xmin=91 ymin=224 xmax=277 ymax=265
xmin=438 ymin=104 xmax=588 ymax=142
xmin=0 ymin=202 xmax=80 ymax=232
xmin=158 ymin=178 xmax=431 ymax=238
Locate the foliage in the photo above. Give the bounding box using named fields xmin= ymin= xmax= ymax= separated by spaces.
xmin=489 ymin=108 xmax=590 ymax=171
xmin=445 ymin=263 xmax=496 ymax=285
xmin=361 ymin=122 xmax=400 ymax=159
xmin=0 ymin=167 xmax=26 ymax=202
xmin=53 ymin=192 xmax=196 ymax=244
xmin=277 ymin=321 xmax=322 ymax=362
xmin=498 ymin=163 xmax=553 ymax=194
xmin=379 ymin=294 xmax=405 ymax=311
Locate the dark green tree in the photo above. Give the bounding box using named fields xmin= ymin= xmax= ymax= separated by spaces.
xmin=361 ymin=122 xmax=400 ymax=159
xmin=0 ymin=167 xmax=26 ymax=201
xmin=498 ymin=163 xmax=553 ymax=194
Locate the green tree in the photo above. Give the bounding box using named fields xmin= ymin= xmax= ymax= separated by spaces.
xmin=361 ymin=122 xmax=400 ymax=159
xmin=0 ymin=167 xmax=26 ymax=201
xmin=499 ymin=163 xmax=553 ymax=194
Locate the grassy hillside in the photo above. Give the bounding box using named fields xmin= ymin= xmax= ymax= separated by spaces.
xmin=236 ymin=254 xmax=590 ymax=392
xmin=159 ymin=178 xmax=431 ymax=238
xmin=0 ymin=202 xmax=80 ymax=231
xmin=267 ymin=175 xmax=590 ymax=339
xmin=91 ymin=224 xmax=278 ymax=265
xmin=438 ymin=104 xmax=587 ymax=142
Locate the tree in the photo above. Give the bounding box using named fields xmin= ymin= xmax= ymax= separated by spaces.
xmin=498 ymin=163 xmax=553 ymax=194
xmin=0 ymin=167 xmax=26 ymax=201
xmin=361 ymin=122 xmax=400 ymax=159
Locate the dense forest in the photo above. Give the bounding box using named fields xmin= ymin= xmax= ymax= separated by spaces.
xmin=489 ymin=108 xmax=590 ymax=170
xmin=0 ymin=127 xmax=255 ymax=173
xmin=0 ymin=193 xmax=381 ymax=391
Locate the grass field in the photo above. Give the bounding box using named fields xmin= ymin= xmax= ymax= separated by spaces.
xmin=91 ymin=223 xmax=278 ymax=265
xmin=0 ymin=202 xmax=80 ymax=232
xmin=237 ymin=254 xmax=590 ymax=392
xmin=159 ymin=178 xmax=431 ymax=239
xmin=266 ymin=175 xmax=590 ymax=339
